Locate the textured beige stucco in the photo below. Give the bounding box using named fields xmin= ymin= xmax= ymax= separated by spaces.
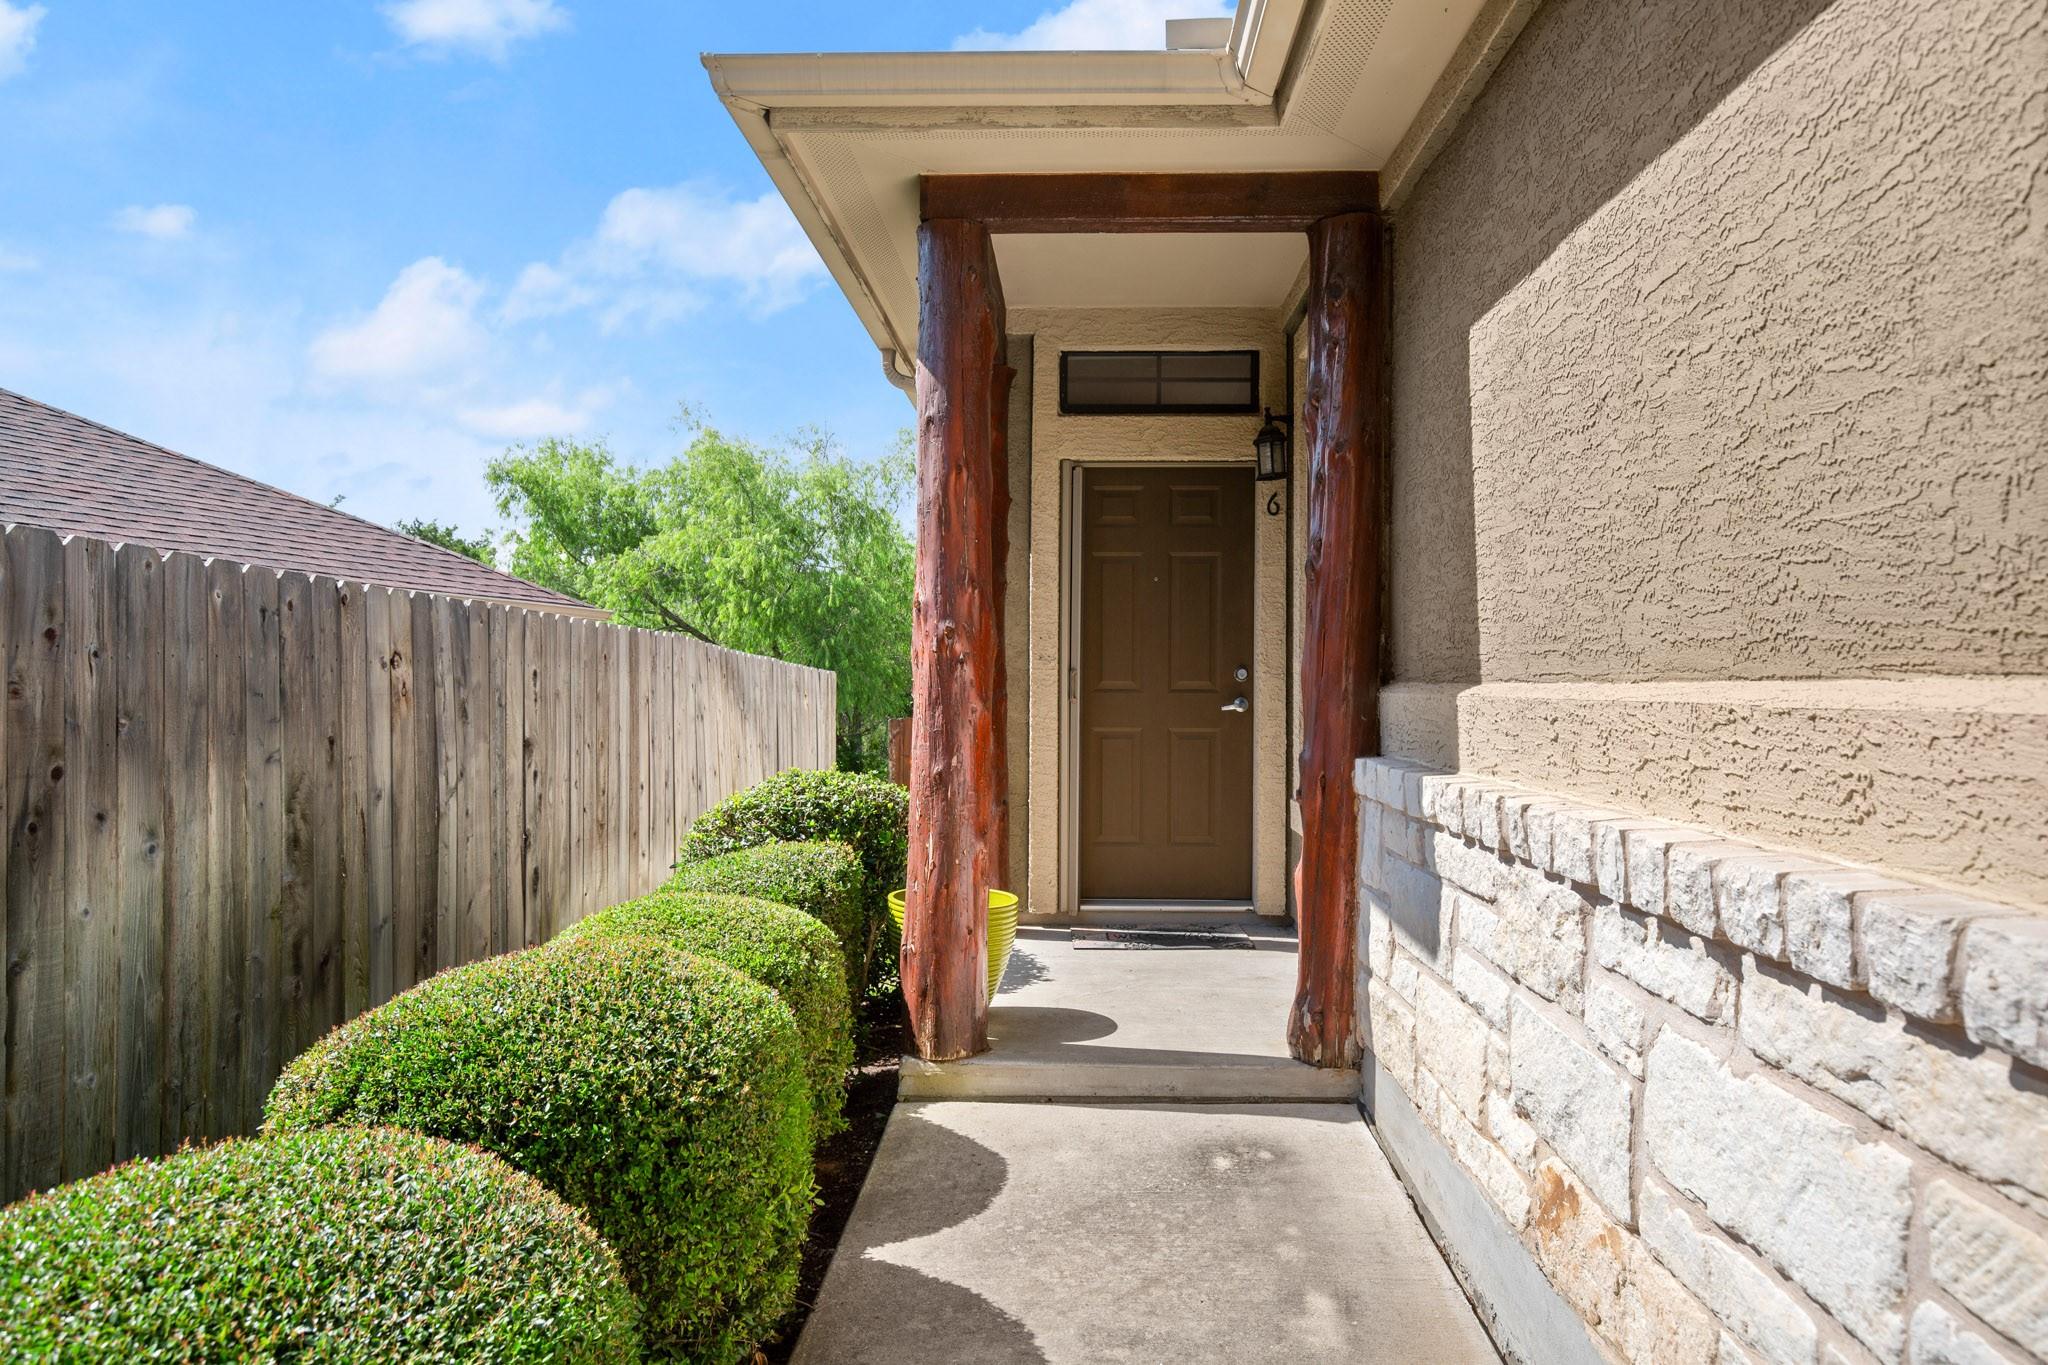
xmin=1012 ymin=307 xmax=1292 ymax=919
xmin=1382 ymin=679 xmax=2048 ymax=908
xmin=1002 ymin=335 xmax=1033 ymax=900
xmin=1388 ymin=0 xmax=2046 ymax=687
xmin=1371 ymin=0 xmax=2047 ymax=906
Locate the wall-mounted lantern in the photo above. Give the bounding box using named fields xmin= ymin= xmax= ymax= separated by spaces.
xmin=1253 ymin=408 xmax=1291 ymax=482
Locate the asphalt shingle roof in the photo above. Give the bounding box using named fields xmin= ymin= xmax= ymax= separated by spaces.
xmin=0 ymin=388 xmax=592 ymax=613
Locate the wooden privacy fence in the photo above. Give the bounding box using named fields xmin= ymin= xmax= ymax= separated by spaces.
xmin=0 ymin=523 xmax=835 ymax=1202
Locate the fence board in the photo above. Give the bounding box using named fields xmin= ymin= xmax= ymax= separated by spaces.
xmin=0 ymin=525 xmax=832 ymax=1200
xmin=161 ymin=553 xmax=211 ymax=1152
xmin=362 ymin=586 xmax=395 ymax=1008
xmin=242 ymin=569 xmax=283 ymax=1125
xmin=61 ymin=536 xmax=117 ymax=1176
xmin=111 ymin=544 xmax=163 ymax=1163
xmin=204 ymin=558 xmax=248 ymax=1138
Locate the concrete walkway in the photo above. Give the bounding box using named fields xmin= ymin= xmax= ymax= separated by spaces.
xmin=795 ymin=927 xmax=1500 ymax=1363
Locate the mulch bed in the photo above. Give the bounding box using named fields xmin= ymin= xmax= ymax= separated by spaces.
xmin=758 ymin=1007 xmax=905 ymax=1364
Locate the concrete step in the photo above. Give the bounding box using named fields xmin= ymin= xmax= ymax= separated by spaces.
xmin=899 ymin=1052 xmax=1361 ymax=1102
xmin=896 ymin=925 xmax=1360 ymax=1103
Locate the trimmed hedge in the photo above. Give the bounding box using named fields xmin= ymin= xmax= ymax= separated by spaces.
xmin=561 ymin=890 xmax=853 ymax=1138
xmin=265 ymin=937 xmax=812 ymax=1364
xmin=678 ymin=769 xmax=907 ymax=913
xmin=666 ymin=841 xmax=867 ymax=995
xmin=0 ymin=1126 xmax=639 ymax=1362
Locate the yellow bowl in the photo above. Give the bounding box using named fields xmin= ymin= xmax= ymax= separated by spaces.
xmin=886 ymin=888 xmax=1021 ymax=1003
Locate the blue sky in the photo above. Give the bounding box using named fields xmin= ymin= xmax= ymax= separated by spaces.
xmin=0 ymin=0 xmax=1228 ymax=535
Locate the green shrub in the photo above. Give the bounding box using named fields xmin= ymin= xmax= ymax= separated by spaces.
xmin=666 ymin=840 xmax=867 ymax=994
xmin=265 ymin=937 xmax=812 ymax=1365
xmin=561 ymin=890 xmax=853 ymax=1138
xmin=679 ymin=769 xmax=907 ymax=911
xmin=0 ymin=1126 xmax=639 ymax=1363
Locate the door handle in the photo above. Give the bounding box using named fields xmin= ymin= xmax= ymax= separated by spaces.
xmin=1221 ymin=696 xmax=1250 ymax=713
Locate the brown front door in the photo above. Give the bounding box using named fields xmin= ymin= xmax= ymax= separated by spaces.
xmin=1078 ymin=465 xmax=1255 ymax=901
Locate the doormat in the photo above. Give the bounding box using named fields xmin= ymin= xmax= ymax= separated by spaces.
xmin=1070 ymin=928 xmax=1256 ymax=950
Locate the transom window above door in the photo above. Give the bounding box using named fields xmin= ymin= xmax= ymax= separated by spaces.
xmin=1058 ymin=350 xmax=1259 ymax=415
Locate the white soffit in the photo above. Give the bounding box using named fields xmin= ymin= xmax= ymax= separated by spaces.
xmin=705 ymin=0 xmax=1489 ymax=372
xmin=994 ymin=233 xmax=1309 ymax=310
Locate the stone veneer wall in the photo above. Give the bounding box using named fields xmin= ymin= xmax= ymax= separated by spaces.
xmin=1354 ymin=756 xmax=2048 ymax=1365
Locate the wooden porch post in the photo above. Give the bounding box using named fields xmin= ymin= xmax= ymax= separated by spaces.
xmin=1290 ymin=211 xmax=1385 ymax=1068
xmin=905 ymin=218 xmax=1005 ymax=1061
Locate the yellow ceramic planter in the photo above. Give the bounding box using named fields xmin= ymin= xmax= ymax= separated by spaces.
xmin=886 ymin=888 xmax=1020 ymax=1004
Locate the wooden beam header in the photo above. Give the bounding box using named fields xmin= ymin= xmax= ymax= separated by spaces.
xmin=920 ymin=171 xmax=1379 ymax=234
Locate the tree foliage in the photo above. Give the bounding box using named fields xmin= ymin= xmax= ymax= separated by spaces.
xmin=397 ymin=516 xmax=496 ymax=565
xmin=487 ymin=424 xmax=912 ymax=773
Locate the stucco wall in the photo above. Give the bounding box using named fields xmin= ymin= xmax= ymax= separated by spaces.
xmin=1379 ymin=0 xmax=2047 ymax=900
xmin=1010 ymin=307 xmax=1292 ymax=920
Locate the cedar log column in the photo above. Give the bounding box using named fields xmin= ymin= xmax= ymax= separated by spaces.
xmin=1290 ymin=211 xmax=1384 ymax=1068
xmin=905 ymin=219 xmax=1005 ymax=1061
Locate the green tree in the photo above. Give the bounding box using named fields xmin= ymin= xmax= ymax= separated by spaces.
xmin=396 ymin=517 xmax=496 ymax=565
xmin=487 ymin=423 xmax=912 ymax=774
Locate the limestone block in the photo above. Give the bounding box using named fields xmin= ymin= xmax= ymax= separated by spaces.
xmin=1390 ymin=811 xmax=1427 ymax=866
xmin=1594 ymin=902 xmax=1737 ymax=1024
xmin=1668 ymin=841 xmax=1769 ymax=939
xmin=1861 ymin=891 xmax=2009 ymax=1025
xmin=1597 ymin=818 xmax=1686 ymax=905
xmin=1366 ymin=894 xmax=1394 ymax=979
xmin=1389 ymin=949 xmax=1421 ymax=1004
xmin=1639 ymin=1184 xmax=1820 ymax=1365
xmin=1511 ymin=996 xmax=1635 ymax=1220
xmin=1719 ymin=1335 xmax=1760 ymax=1365
xmin=1925 ymin=1181 xmax=2048 ymax=1358
xmin=1504 ymin=792 xmax=1560 ymax=869
xmin=1625 ymin=826 xmax=1733 ymax=923
xmin=1487 ymin=1090 xmax=1540 ymax=1169
xmin=1526 ymin=1160 xmax=1720 ymax=1365
xmin=1961 ymin=917 xmax=2048 ymax=1071
xmin=1382 ymin=852 xmax=1453 ymax=971
xmin=1464 ymin=782 xmax=1512 ymax=854
xmin=1365 ymin=983 xmax=1417 ymax=1091
xmin=1739 ymin=959 xmax=2048 ymax=1216
xmin=1547 ymin=805 xmax=1620 ymax=887
xmin=1354 ymin=756 xmax=1375 ymax=800
xmin=1492 ymin=862 xmax=1591 ymax=1008
xmin=1360 ymin=800 xmax=1385 ymax=893
xmin=1716 ymin=854 xmax=1838 ymax=961
xmin=1416 ymin=971 xmax=1492 ymax=1125
xmin=1417 ymin=772 xmax=1460 ymax=830
xmin=1783 ymin=868 xmax=1907 ymax=993
xmin=1586 ymin=978 xmax=1652 ymax=1079
xmin=1451 ymin=948 xmax=1513 ymax=1031
xmin=1907 ymin=1302 xmax=2017 ymax=1365
xmin=1644 ymin=1031 xmax=1911 ymax=1360
xmin=1436 ymin=776 xmax=1471 ymax=837
xmin=1429 ymin=829 xmax=1511 ymax=902
xmin=1437 ymin=1085 xmax=1534 ymax=1230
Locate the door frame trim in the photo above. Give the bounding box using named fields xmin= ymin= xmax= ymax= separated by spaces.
xmin=1059 ymin=457 xmax=1278 ymax=918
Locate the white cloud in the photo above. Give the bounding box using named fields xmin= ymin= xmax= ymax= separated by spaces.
xmin=956 ymin=0 xmax=1232 ymax=51
xmin=0 ymin=2 xmax=46 ymax=82
xmin=382 ymin=0 xmax=568 ymax=60
xmin=111 ymin=203 xmax=197 ymax=240
xmin=458 ymin=393 xmax=599 ymax=438
xmin=503 ymin=182 xmax=825 ymax=329
xmin=309 ymin=256 xmax=487 ymax=386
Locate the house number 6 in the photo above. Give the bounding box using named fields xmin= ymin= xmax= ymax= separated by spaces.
xmin=1266 ymin=492 xmax=1282 ymax=516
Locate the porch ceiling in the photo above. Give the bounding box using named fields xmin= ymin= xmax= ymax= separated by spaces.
xmin=993 ymin=232 xmax=1309 ymax=311
xmin=704 ymin=0 xmax=1490 ymax=379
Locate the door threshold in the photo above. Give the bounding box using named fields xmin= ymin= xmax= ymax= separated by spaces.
xmin=1076 ymin=899 xmax=1255 ymax=916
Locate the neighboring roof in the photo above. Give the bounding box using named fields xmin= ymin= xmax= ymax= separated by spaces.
xmin=703 ymin=0 xmax=1505 ymax=385
xmin=0 ymin=388 xmax=602 ymax=616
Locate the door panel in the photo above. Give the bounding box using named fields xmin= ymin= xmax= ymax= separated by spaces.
xmin=1078 ymin=465 xmax=1255 ymax=901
